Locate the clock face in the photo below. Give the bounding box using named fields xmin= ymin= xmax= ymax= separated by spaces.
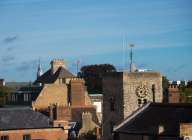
xmin=136 ymin=84 xmax=149 ymax=98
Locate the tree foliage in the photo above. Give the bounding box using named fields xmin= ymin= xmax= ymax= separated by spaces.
xmin=0 ymin=86 xmax=13 ymax=105
xmin=162 ymin=76 xmax=169 ymax=103
xmin=0 ymin=86 xmax=12 ymax=96
xmin=180 ymin=87 xmax=192 ymax=103
xmin=79 ymin=64 xmax=116 ymax=93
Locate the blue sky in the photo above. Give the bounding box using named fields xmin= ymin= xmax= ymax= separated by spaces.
xmin=0 ymin=0 xmax=191 ymax=81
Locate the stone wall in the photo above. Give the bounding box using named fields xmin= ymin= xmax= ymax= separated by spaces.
xmin=123 ymin=72 xmax=163 ymax=117
xmin=180 ymin=123 xmax=192 ymax=136
xmin=33 ymin=84 xmax=68 ymax=110
xmin=79 ymin=112 xmax=99 ymax=135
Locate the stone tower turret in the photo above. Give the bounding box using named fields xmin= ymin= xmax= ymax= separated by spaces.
xmin=50 ymin=59 xmax=67 ymax=74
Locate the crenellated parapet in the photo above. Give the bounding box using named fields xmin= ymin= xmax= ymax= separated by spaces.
xmin=168 ymin=84 xmax=179 ymax=89
xmin=70 ymin=78 xmax=85 ymax=83
xmin=82 ymin=111 xmax=92 ymax=119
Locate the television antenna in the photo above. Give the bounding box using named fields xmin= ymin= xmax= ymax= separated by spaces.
xmin=129 ymin=44 xmax=135 ymax=72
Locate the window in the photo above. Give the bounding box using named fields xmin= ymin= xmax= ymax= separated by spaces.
xmin=24 ymin=94 xmax=29 ymax=102
xmin=23 ymin=134 xmax=31 ymax=140
xmin=138 ymin=99 xmax=141 ymax=105
xmin=11 ymin=94 xmax=15 ymax=102
xmin=1 ymin=136 xmax=9 ymax=140
xmin=143 ymin=99 xmax=147 ymax=104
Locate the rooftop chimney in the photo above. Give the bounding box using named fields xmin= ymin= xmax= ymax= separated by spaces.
xmin=50 ymin=59 xmax=67 ymax=74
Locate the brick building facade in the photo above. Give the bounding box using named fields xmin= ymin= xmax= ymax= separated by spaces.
xmin=0 ymin=107 xmax=68 ymax=140
xmin=168 ymin=84 xmax=181 ymax=103
xmin=0 ymin=128 xmax=67 ymax=140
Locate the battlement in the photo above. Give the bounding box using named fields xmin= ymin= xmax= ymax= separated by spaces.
xmin=82 ymin=111 xmax=92 ymax=116
xmin=168 ymin=84 xmax=179 ymax=89
xmin=70 ymin=78 xmax=85 ymax=83
xmin=82 ymin=112 xmax=92 ymax=119
xmin=51 ymin=59 xmax=65 ymax=63
xmin=50 ymin=59 xmax=66 ymax=66
xmin=49 ymin=103 xmax=69 ymax=108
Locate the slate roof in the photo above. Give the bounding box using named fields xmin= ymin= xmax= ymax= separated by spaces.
xmin=34 ymin=67 xmax=75 ymax=84
xmin=114 ymin=103 xmax=192 ymax=136
xmin=0 ymin=107 xmax=50 ymax=130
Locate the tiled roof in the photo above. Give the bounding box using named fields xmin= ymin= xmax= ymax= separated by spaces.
xmin=114 ymin=103 xmax=192 ymax=136
xmin=57 ymin=67 xmax=75 ymax=78
xmin=0 ymin=107 xmax=50 ymax=130
xmin=34 ymin=67 xmax=75 ymax=84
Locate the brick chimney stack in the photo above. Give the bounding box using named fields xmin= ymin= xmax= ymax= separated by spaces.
xmin=50 ymin=59 xmax=67 ymax=74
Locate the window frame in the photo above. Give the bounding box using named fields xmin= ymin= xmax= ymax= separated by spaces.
xmin=1 ymin=135 xmax=9 ymax=140
xmin=23 ymin=134 xmax=31 ymax=140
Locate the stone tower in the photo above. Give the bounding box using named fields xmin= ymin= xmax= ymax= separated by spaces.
xmin=102 ymin=71 xmax=163 ymax=140
xmin=50 ymin=59 xmax=67 ymax=74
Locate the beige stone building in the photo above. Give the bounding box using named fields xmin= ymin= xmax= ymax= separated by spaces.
xmin=8 ymin=59 xmax=101 ymax=139
xmin=33 ymin=59 xmax=93 ymax=110
xmin=102 ymin=71 xmax=163 ymax=140
xmin=34 ymin=59 xmax=101 ymax=138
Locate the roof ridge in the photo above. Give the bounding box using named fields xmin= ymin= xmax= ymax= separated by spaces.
xmin=57 ymin=66 xmax=74 ymax=77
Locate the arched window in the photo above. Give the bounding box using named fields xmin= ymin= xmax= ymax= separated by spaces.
xmin=143 ymin=99 xmax=147 ymax=104
xmin=138 ymin=99 xmax=142 ymax=106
